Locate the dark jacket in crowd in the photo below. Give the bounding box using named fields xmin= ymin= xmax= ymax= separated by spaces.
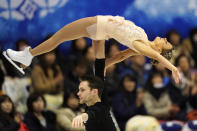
xmin=0 ymin=117 xmax=20 ymax=131
xmin=112 ymin=90 xmax=147 ymax=130
xmin=24 ymin=111 xmax=58 ymax=131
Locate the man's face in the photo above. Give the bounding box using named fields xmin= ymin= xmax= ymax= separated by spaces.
xmin=77 ymin=81 xmax=95 ymax=104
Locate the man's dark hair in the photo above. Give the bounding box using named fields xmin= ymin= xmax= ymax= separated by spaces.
xmin=80 ymin=75 xmax=104 ymax=98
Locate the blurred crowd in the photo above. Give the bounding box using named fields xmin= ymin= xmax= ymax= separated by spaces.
xmin=0 ymin=27 xmax=197 ymax=131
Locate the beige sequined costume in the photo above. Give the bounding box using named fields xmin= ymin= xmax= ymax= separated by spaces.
xmin=86 ymin=15 xmax=148 ymax=53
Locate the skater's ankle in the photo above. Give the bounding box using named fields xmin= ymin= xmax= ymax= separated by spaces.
xmin=28 ymin=48 xmax=35 ymax=57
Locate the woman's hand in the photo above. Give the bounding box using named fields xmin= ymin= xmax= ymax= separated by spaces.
xmin=172 ymin=67 xmax=181 ymax=84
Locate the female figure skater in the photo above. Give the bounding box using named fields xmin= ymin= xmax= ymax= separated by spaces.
xmin=3 ymin=15 xmax=180 ymax=83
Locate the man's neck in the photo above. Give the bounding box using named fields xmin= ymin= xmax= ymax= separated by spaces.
xmin=86 ymin=97 xmax=101 ymax=106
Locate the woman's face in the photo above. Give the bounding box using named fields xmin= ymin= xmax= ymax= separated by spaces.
xmin=67 ymin=94 xmax=79 ymax=109
xmin=1 ymin=99 xmax=13 ymax=114
xmin=178 ymin=56 xmax=190 ymax=73
xmin=44 ymin=52 xmax=56 ymax=65
xmin=32 ymin=97 xmax=45 ymax=113
xmin=123 ymin=77 xmax=136 ymax=92
xmin=153 ymin=37 xmax=173 ymax=51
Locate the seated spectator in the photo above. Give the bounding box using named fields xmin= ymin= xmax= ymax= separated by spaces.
xmin=31 ymin=50 xmax=64 ymax=94
xmin=167 ymin=81 xmax=187 ymax=121
xmin=66 ymin=57 xmax=88 ymax=89
xmin=182 ymin=28 xmax=197 ymax=67
xmin=166 ymin=29 xmax=192 ymax=65
xmin=104 ymin=63 xmax=120 ymax=104
xmin=83 ymin=46 xmax=95 ymax=64
xmin=82 ymin=46 xmax=95 ymax=74
xmin=175 ymin=54 xmax=194 ymax=94
xmin=68 ymin=38 xmax=88 ymax=63
xmin=142 ymin=71 xmax=172 ymax=120
xmin=2 ymin=77 xmax=30 ymax=113
xmin=0 ymin=95 xmax=21 ymax=131
xmin=104 ymin=41 xmax=121 ymax=103
xmin=106 ymin=39 xmax=121 ymax=58
xmin=188 ymin=83 xmax=197 ymax=110
xmin=1 ymin=41 xmax=31 ymax=113
xmin=112 ymin=74 xmax=146 ymax=131
xmin=24 ymin=93 xmax=58 ymax=131
xmin=56 ymin=89 xmax=85 ymax=131
xmin=151 ymin=63 xmax=171 ymax=86
xmin=119 ymin=55 xmax=151 ymax=89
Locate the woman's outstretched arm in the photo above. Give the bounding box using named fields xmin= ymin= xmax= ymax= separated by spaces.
xmin=132 ymin=40 xmax=181 ymax=84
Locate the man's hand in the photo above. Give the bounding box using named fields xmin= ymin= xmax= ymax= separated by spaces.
xmin=72 ymin=113 xmax=88 ymax=128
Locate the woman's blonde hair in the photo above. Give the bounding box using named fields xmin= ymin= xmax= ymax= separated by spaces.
xmin=151 ymin=47 xmax=174 ymax=65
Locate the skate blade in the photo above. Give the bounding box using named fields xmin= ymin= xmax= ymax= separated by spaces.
xmin=2 ymin=51 xmax=25 ymax=75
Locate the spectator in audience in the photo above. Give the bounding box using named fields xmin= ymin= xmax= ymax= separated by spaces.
xmin=66 ymin=57 xmax=88 ymax=89
xmin=1 ymin=40 xmax=31 ymax=113
xmin=188 ymin=86 xmax=197 ymax=111
xmin=175 ymin=54 xmax=194 ymax=95
xmin=106 ymin=39 xmax=121 ymax=58
xmin=31 ymin=50 xmax=64 ymax=110
xmin=56 ymin=89 xmax=85 ymax=131
xmin=167 ymin=81 xmax=187 ymax=120
xmin=31 ymin=50 xmax=64 ymax=94
xmin=152 ymin=63 xmax=171 ymax=86
xmin=166 ymin=29 xmax=191 ymax=65
xmin=68 ymin=38 xmax=88 ymax=63
xmin=143 ymin=71 xmax=172 ymax=120
xmin=83 ymin=46 xmax=95 ymax=64
xmin=82 ymin=46 xmax=95 ymax=74
xmin=182 ymin=27 xmax=197 ymax=67
xmin=130 ymin=55 xmax=150 ymax=88
xmin=0 ymin=95 xmax=21 ymax=131
xmin=44 ymin=34 xmax=68 ymax=76
xmin=188 ymin=72 xmax=197 ymax=110
xmin=104 ymin=40 xmax=121 ymax=102
xmin=112 ymin=74 xmax=146 ymax=131
xmin=104 ymin=63 xmax=120 ymax=105
xmin=24 ymin=93 xmax=58 ymax=131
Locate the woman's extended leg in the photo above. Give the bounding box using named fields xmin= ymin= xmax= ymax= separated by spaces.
xmin=3 ymin=16 xmax=97 ymax=74
xmin=30 ymin=16 xmax=97 ymax=56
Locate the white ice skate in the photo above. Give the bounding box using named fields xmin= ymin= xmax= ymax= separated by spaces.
xmin=2 ymin=46 xmax=33 ymax=75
